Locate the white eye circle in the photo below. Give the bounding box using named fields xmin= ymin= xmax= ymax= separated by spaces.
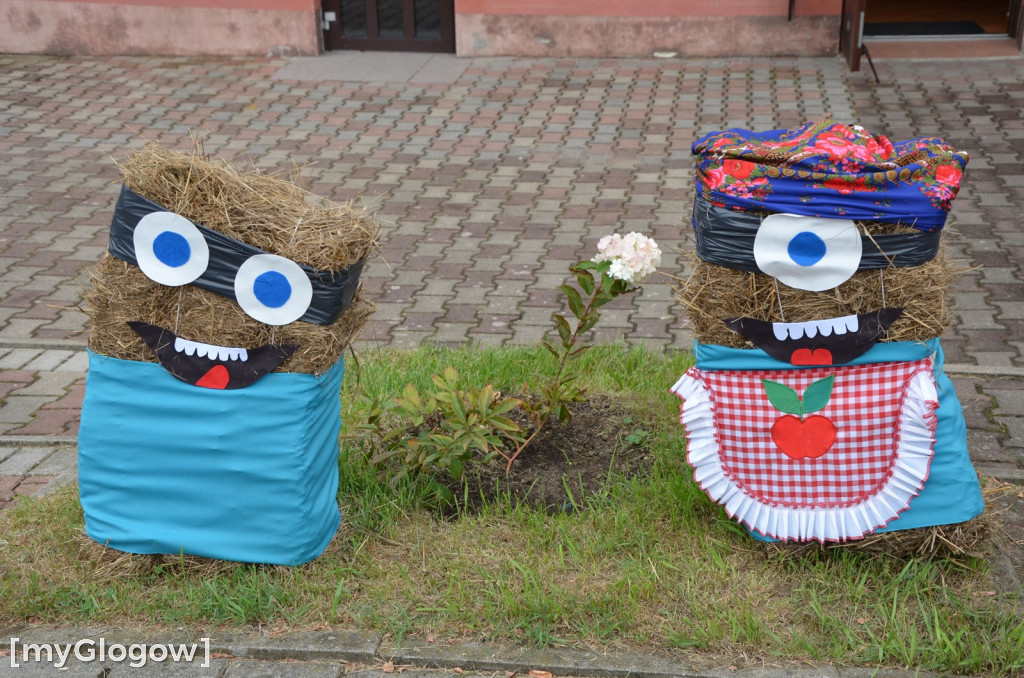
xmin=234 ymin=254 xmax=313 ymax=325
xmin=753 ymin=214 xmax=862 ymax=292
xmin=133 ymin=211 xmax=209 ymax=286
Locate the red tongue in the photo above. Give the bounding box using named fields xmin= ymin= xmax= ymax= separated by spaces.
xmin=195 ymin=364 xmax=230 ymax=389
xmin=791 ymin=348 xmax=833 ymax=366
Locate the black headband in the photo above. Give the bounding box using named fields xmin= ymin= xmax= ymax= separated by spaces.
xmin=108 ymin=184 xmax=363 ymax=326
xmin=691 ymin=193 xmax=942 ymax=274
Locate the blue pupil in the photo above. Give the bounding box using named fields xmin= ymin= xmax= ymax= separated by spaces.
xmin=153 ymin=231 xmax=191 ymax=268
xmin=253 ymin=271 xmax=291 ymax=308
xmin=788 ymin=231 xmax=827 ymax=267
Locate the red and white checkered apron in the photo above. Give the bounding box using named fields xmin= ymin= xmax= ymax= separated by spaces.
xmin=672 ymin=359 xmax=939 ymax=541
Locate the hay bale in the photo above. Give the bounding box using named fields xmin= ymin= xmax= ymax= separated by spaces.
xmin=676 ymin=225 xmax=962 ymax=348
xmin=84 ymin=143 xmax=379 ymax=374
xmin=118 ymin=142 xmax=377 ymax=270
xmin=763 ymin=513 xmax=990 ymax=559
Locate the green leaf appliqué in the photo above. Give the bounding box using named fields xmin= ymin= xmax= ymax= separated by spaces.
xmin=801 ymin=376 xmax=835 ymax=414
xmin=762 ymin=380 xmax=802 ymax=415
xmin=762 ymin=376 xmax=836 ymax=416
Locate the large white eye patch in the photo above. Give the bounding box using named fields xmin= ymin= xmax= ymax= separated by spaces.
xmin=753 ymin=214 xmax=862 ymax=292
xmin=133 ymin=212 xmax=210 ymax=287
xmin=234 ymin=254 xmax=314 ymax=326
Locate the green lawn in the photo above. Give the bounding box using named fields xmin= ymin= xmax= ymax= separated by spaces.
xmin=1 ymin=344 xmax=1021 ymax=675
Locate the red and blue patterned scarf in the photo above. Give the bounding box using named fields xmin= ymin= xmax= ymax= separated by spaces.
xmin=692 ymin=120 xmax=968 ymax=231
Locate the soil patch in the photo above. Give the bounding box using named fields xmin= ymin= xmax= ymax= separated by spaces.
xmin=450 ymin=395 xmax=655 ymax=513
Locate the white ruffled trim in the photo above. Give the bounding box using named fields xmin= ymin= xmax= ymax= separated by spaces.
xmin=671 ymin=369 xmax=938 ymax=542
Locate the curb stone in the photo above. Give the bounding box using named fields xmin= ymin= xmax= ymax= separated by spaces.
xmin=219 ymin=630 xmax=381 ymax=664
xmin=378 ymin=639 xmax=700 ymax=678
xmin=1 ymin=632 xmax=960 ymax=678
xmin=372 ymin=637 xmax=957 ymax=678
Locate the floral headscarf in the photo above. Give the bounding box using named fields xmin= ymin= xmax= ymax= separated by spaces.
xmin=692 ymin=120 xmax=968 ymax=231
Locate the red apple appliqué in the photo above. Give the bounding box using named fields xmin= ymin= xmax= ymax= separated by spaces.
xmin=762 ymin=375 xmax=837 ymax=460
xmin=770 ymin=414 xmax=837 ymax=459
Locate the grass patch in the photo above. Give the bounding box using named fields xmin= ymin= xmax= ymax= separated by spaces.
xmin=1 ymin=343 xmax=1021 ymax=675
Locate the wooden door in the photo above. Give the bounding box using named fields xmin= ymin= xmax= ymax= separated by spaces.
xmin=840 ymin=0 xmax=867 ymax=72
xmin=322 ymin=0 xmax=455 ymax=52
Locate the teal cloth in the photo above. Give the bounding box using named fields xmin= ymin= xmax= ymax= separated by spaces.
xmin=691 ymin=338 xmax=984 ymax=537
xmin=78 ymin=351 xmax=343 ymax=565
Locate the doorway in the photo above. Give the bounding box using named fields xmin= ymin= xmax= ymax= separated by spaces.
xmin=321 ymin=0 xmax=455 ymax=53
xmin=864 ymin=0 xmax=1012 ymax=37
xmin=841 ymin=0 xmax=1023 ymax=72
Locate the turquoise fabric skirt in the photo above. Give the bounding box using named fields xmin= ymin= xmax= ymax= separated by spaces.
xmin=78 ymin=351 xmax=344 ymax=565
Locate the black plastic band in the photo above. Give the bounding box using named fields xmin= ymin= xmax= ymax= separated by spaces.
xmin=691 ymin=193 xmax=942 ymax=274
xmin=108 ymin=184 xmax=363 ymax=325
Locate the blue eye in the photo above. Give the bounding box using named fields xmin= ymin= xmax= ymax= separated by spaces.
xmin=253 ymin=271 xmax=291 ymax=308
xmin=133 ymin=211 xmax=209 ymax=286
xmin=153 ymin=231 xmax=191 ymax=268
xmin=787 ymin=232 xmax=827 ymax=267
xmin=753 ymin=214 xmax=862 ymax=292
xmin=234 ymin=254 xmax=312 ymax=325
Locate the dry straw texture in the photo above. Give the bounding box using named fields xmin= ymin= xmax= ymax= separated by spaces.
xmin=84 ymin=143 xmax=379 ymax=374
xmin=764 ymin=514 xmax=990 ymax=559
xmin=676 ymin=222 xmax=962 ymax=347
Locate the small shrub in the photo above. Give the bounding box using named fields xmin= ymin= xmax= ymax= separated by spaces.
xmin=353 ymin=367 xmax=525 ymax=493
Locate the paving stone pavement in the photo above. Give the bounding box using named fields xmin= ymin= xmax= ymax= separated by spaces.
xmin=0 ymin=50 xmax=1023 ymax=674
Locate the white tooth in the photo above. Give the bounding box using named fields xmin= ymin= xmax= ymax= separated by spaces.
xmin=801 ymin=321 xmax=817 ymax=339
xmin=826 ymin=316 xmax=845 ymax=335
xmin=843 ymin=314 xmax=859 ymax=333
xmin=818 ymin=320 xmax=834 ymax=337
xmin=773 ymin=324 xmax=789 ymax=341
xmin=171 ymin=335 xmax=251 ymax=362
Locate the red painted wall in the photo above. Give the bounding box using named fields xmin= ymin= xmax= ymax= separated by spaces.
xmin=2 ymin=0 xmax=845 ymax=57
xmin=39 ymin=0 xmax=317 ymax=9
xmin=1 ymin=0 xmax=322 ymax=56
xmin=454 ymin=0 xmax=844 ymax=57
xmin=455 ymin=0 xmax=842 ymax=18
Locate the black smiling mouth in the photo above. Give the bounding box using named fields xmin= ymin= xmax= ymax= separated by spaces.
xmin=128 ymin=321 xmax=298 ymax=390
xmin=724 ymin=308 xmax=904 ymax=366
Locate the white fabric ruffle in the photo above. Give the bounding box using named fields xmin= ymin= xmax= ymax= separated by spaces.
xmin=670 ymin=369 xmax=938 ymax=542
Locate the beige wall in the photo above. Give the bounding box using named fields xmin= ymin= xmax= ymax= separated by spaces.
xmin=0 ymin=0 xmax=322 ymax=56
xmin=454 ymin=0 xmax=843 ymax=58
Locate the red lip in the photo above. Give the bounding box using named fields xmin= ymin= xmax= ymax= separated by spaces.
xmin=791 ymin=348 xmax=833 ymax=366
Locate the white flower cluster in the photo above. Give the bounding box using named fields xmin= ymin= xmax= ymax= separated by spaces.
xmin=592 ymin=232 xmax=662 ymax=285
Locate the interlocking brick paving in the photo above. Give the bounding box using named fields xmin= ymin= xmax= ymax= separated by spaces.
xmin=0 ymin=473 xmax=55 ymax=511
xmin=1 ymin=52 xmax=1023 ymax=508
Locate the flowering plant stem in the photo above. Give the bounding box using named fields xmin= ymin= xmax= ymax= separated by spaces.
xmin=504 ymin=260 xmax=634 ymax=474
